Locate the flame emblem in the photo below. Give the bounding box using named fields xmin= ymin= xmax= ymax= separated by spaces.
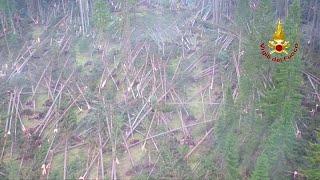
xmin=268 ymin=19 xmax=290 ymax=54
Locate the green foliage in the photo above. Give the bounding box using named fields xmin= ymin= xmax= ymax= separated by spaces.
xmin=33 ymin=140 xmax=50 ymax=166
xmin=3 ymin=160 xmax=19 ymax=180
xmin=76 ymin=37 xmax=90 ymax=53
xmin=250 ymin=0 xmax=303 ymax=178
xmin=236 ymin=0 xmax=274 ymax=101
xmin=151 ymin=137 xmax=194 ymax=179
xmin=155 ymin=102 xmax=175 ymax=113
xmin=103 ymin=80 xmax=117 ymax=101
xmin=215 ymin=82 xmax=240 ymax=179
xmin=78 ymin=57 xmax=104 ymax=91
xmin=8 ymin=73 xmax=31 ymax=88
xmin=6 ymin=33 xmax=19 ymax=47
xmin=62 ymin=108 xmax=78 ymax=132
xmin=225 ymin=133 xmax=240 ymax=180
xmin=195 ymin=150 xmax=217 ymax=179
xmin=93 ymin=0 xmax=111 ymax=34
xmin=0 ymin=0 xmax=14 ymax=15
xmin=216 ymin=83 xmax=237 ymax=147
xmin=93 ymin=0 xmax=121 ymax=36
xmin=217 ymin=50 xmax=230 ymax=62
xmin=112 ymin=113 xmax=125 ymax=138
xmin=23 ymin=139 xmax=51 ymax=179
xmin=48 ymin=169 xmax=61 ymax=180
xmin=250 ymin=154 xmax=269 ymax=180
xmin=74 ymin=37 xmax=91 ymax=67
xmin=303 ymin=131 xmax=320 ymax=179
xmin=235 ymin=0 xmax=303 ymax=179
xmin=0 ymin=0 xmax=313 ymax=179
xmin=67 ymin=154 xmax=86 ymax=179
xmin=132 ymin=173 xmax=149 ymax=180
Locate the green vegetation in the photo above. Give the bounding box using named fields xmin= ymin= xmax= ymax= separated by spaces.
xmin=0 ymin=0 xmax=319 ymax=179
xmin=303 ymin=131 xmax=320 ymax=179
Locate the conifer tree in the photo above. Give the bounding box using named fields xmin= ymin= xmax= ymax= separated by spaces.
xmin=225 ymin=133 xmax=240 ymax=180
xmin=250 ymin=0 xmax=302 ymax=179
xmin=215 ymin=81 xmax=240 ymax=179
xmin=235 ymin=1 xmax=275 ymax=171
xmin=303 ymin=131 xmax=320 ymax=179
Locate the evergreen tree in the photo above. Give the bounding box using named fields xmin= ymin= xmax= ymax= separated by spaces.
xmin=215 ymin=81 xmax=240 ymax=179
xmin=225 ymin=133 xmax=240 ymax=180
xmin=250 ymin=0 xmax=302 ymax=179
xmin=303 ymin=131 xmax=320 ymax=179
xmin=250 ymin=153 xmax=269 ymax=180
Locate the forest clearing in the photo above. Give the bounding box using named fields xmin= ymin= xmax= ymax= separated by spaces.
xmin=0 ymin=0 xmax=319 ymax=179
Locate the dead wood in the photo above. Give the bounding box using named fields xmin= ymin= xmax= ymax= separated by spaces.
xmin=128 ymin=119 xmax=214 ymax=148
xmin=184 ymin=126 xmax=214 ymax=160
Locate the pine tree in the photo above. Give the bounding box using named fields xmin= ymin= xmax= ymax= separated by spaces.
xmin=250 ymin=154 xmax=269 ymax=180
xmin=303 ymin=131 xmax=320 ymax=179
xmin=235 ymin=1 xmax=275 ymax=172
xmin=235 ymin=0 xmax=303 ymax=178
xmin=216 ymin=83 xmax=237 ymax=146
xmin=250 ymin=0 xmax=302 ymax=179
xmin=225 ymin=133 xmax=240 ymax=180
xmin=215 ymin=81 xmax=241 ymax=179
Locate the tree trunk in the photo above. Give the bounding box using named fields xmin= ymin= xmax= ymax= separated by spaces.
xmin=63 ymin=138 xmax=68 ymax=180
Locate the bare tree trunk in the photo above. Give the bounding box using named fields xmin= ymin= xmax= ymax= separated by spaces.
xmin=98 ymin=129 xmax=105 ymax=180
xmin=184 ymin=127 xmax=214 ymax=160
xmin=63 ymin=138 xmax=68 ymax=180
xmin=79 ymin=0 xmax=85 ymax=36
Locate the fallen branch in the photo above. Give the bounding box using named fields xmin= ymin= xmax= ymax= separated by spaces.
xmin=128 ymin=119 xmax=214 ymax=148
xmin=79 ymin=139 xmax=109 ymax=180
xmin=38 ymin=69 xmax=75 ymax=137
xmin=307 ymin=74 xmax=320 ymax=103
xmin=184 ymin=127 xmax=214 ymax=160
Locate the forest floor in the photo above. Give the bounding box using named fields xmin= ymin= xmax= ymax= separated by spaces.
xmin=0 ymin=5 xmax=225 ymax=179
